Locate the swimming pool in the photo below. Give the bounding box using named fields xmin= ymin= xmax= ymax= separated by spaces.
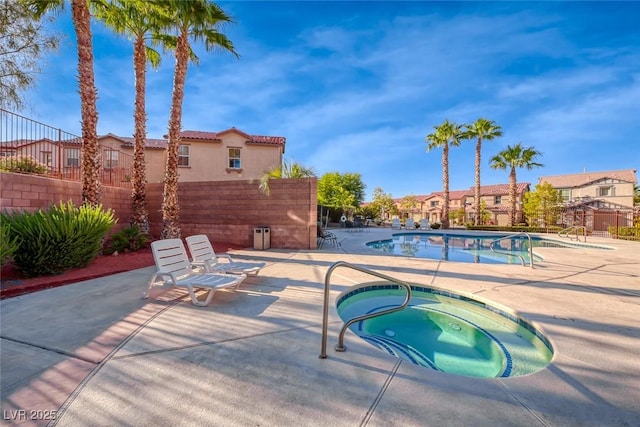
xmin=337 ymin=282 xmax=554 ymax=378
xmin=366 ymin=231 xmax=607 ymax=264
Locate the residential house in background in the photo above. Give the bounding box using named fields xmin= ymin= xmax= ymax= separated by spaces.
xmin=0 ymin=136 xmax=133 ymax=186
xmin=1 ymin=126 xmax=285 ymax=187
xmin=464 ymin=183 xmax=531 ymax=226
xmin=538 ymin=169 xmax=637 ymax=232
xmin=112 ymin=127 xmax=286 ymax=183
xmin=418 ymin=190 xmax=470 ymax=225
xmin=538 ymin=169 xmax=637 ymax=209
xmin=393 ymin=183 xmax=531 ymax=227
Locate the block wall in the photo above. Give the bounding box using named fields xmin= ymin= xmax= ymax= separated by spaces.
xmin=1 ymin=172 xmax=318 ymax=249
xmin=146 ymin=178 xmax=318 ymax=249
xmin=0 ymin=172 xmax=133 ymax=235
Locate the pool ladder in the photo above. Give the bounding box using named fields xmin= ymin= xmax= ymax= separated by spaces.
xmin=558 ymin=225 xmax=587 ymax=242
xmin=320 ymin=261 xmax=412 ymax=359
xmin=488 ymin=232 xmax=535 ymax=268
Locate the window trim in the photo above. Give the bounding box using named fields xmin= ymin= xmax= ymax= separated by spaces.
xmin=65 ymin=148 xmax=80 ymax=167
xmin=228 ymin=147 xmax=241 ymax=170
xmin=178 ymin=144 xmax=190 ymax=167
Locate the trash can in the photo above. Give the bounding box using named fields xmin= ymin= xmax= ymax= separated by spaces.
xmin=253 ymin=226 xmax=271 ymax=250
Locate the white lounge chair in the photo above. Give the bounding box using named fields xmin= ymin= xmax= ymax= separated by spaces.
xmin=185 ymin=234 xmax=265 ymax=276
xmin=391 ymin=218 xmax=401 ymax=229
xmin=145 ymin=239 xmax=246 ymax=307
xmin=405 ymin=218 xmax=415 ymax=229
xmin=420 ymin=218 xmax=431 ymax=229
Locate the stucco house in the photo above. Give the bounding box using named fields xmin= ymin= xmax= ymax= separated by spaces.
xmin=538 ymin=169 xmax=637 ymax=209
xmin=0 ymin=136 xmax=131 ymax=185
xmin=103 ymin=127 xmax=286 ymax=184
xmin=464 ymin=183 xmax=531 ymax=226
xmin=394 ymin=183 xmax=531 ymax=226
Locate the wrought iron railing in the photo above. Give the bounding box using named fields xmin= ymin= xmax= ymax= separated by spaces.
xmin=0 ymin=109 xmax=132 ymax=187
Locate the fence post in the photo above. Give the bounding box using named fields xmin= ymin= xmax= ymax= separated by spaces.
xmin=614 ymin=210 xmax=619 ymax=239
xmin=57 ymin=128 xmax=62 ymax=179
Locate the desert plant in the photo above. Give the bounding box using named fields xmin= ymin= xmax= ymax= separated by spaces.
xmin=104 ymin=225 xmax=149 ymax=255
xmin=431 ymin=223 xmax=442 ymax=229
xmin=0 ymin=222 xmax=20 ymax=266
xmin=0 ymin=155 xmax=48 ymax=174
xmin=1 ymin=201 xmax=116 ymax=277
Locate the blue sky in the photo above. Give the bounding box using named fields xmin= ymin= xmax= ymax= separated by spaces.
xmin=25 ymin=1 xmax=640 ymax=201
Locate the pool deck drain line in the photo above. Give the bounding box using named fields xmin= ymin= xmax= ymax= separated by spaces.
xmin=359 ymin=359 xmax=402 ymax=427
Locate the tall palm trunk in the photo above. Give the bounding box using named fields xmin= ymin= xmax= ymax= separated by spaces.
xmin=474 ymin=138 xmax=482 ymax=225
xmin=131 ymin=35 xmax=149 ymax=233
xmin=72 ymin=0 xmax=101 ymax=205
xmin=509 ymin=167 xmax=517 ymax=226
xmin=160 ymin=30 xmax=189 ymax=239
xmin=442 ymin=143 xmax=450 ymax=229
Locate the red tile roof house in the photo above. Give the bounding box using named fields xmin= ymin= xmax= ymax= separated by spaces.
xmin=396 ymin=184 xmax=531 ymax=227
xmin=0 ymin=136 xmax=129 ymax=185
xmin=101 ymin=127 xmax=286 ymax=184
xmin=538 ymin=169 xmax=637 ymax=210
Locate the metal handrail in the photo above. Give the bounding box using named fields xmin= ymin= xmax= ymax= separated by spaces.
xmin=558 ymin=225 xmax=587 ymax=242
xmin=320 ymin=261 xmax=412 ymax=358
xmin=489 ymin=232 xmax=534 ymax=268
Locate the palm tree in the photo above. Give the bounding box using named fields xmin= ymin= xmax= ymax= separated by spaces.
xmin=489 ymin=143 xmax=543 ymax=226
xmin=30 ymin=0 xmax=101 ymax=205
xmin=158 ymin=0 xmax=238 ymax=239
xmin=463 ymin=118 xmax=503 ymax=225
xmin=425 ymin=119 xmax=463 ymax=229
xmin=93 ymin=1 xmax=169 ymax=234
xmin=259 ymin=159 xmax=316 ymax=196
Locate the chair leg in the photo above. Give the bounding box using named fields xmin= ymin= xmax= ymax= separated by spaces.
xmin=143 ymin=273 xmax=161 ymax=299
xmin=186 ymin=286 xmax=216 ymax=307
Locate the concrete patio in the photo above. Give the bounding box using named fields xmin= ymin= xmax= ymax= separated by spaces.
xmin=1 ymin=228 xmax=639 ymax=426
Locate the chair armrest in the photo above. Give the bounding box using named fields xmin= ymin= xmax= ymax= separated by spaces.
xmin=217 ymin=254 xmax=234 ymax=263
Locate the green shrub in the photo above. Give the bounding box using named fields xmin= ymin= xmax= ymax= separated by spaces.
xmin=103 ymin=225 xmax=149 ymax=255
xmin=0 ymin=155 xmax=48 ymax=174
xmin=1 ymin=201 xmax=116 ymax=277
xmin=608 ymin=225 xmax=640 ymax=241
xmin=0 ymin=221 xmax=19 ymax=267
xmin=430 ymin=223 xmax=441 ymax=229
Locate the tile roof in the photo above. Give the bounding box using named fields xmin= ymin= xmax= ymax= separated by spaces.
xmin=178 ymin=130 xmax=221 ymax=141
xmin=99 ymin=127 xmax=286 ymax=150
xmin=409 ymin=183 xmax=531 ymax=202
xmin=101 ymin=133 xmax=168 ymax=150
xmin=538 ymin=169 xmax=637 ymax=188
xmin=179 ymin=127 xmax=286 ymax=147
xmin=471 ymin=183 xmax=530 ymax=196
xmin=0 ymin=137 xmax=82 ymax=147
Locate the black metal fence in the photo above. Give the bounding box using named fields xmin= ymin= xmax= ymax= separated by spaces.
xmin=0 ymin=109 xmax=132 ymax=187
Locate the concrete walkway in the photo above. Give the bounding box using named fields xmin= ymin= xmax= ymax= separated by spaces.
xmin=1 ymin=229 xmax=639 ymax=426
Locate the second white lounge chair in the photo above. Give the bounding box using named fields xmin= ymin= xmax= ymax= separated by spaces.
xmin=420 ymin=218 xmax=431 ymax=229
xmin=391 ymin=218 xmax=401 ymax=229
xmin=185 ymin=234 xmax=265 ymax=276
xmin=145 ymin=239 xmax=246 ymax=307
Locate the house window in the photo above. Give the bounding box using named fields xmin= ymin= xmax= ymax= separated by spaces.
xmin=494 ymin=195 xmax=502 ymax=205
xmin=228 ymin=148 xmax=241 ymax=169
xmin=599 ymin=186 xmax=614 ymax=197
xmin=178 ymin=145 xmax=190 ymax=167
xmin=430 ymin=201 xmax=439 ymax=207
xmin=40 ymin=151 xmax=52 ymax=167
xmin=559 ymin=189 xmax=570 ymax=202
xmin=65 ymin=148 xmax=80 ymax=167
xmin=105 ymin=150 xmax=118 ymax=168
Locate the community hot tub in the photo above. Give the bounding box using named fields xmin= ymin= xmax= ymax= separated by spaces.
xmin=336 ymin=282 xmax=554 ymax=378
